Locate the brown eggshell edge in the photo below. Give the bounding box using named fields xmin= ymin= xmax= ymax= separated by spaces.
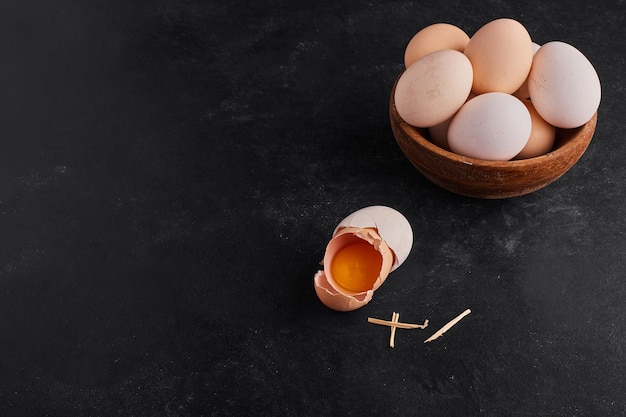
xmin=313 ymin=271 xmax=373 ymax=312
xmin=313 ymin=227 xmax=394 ymax=312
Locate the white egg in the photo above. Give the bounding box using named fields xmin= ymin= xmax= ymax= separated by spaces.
xmin=528 ymin=41 xmax=601 ymax=128
xmin=448 ymin=93 xmax=532 ymax=161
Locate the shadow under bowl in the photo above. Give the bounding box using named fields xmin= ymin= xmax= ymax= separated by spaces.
xmin=390 ymin=76 xmax=597 ymax=199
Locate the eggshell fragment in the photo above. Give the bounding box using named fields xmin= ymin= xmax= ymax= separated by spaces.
xmin=314 ymin=206 xmax=413 ymax=312
xmin=314 ymin=228 xmax=392 ymax=312
xmin=528 ymin=41 xmax=601 ymax=128
xmin=325 ymin=227 xmax=394 ymax=292
xmin=448 ymin=92 xmax=532 ymax=161
xmin=395 ymin=49 xmax=473 ymax=128
xmin=334 ymin=205 xmax=413 ymax=270
xmin=314 ymin=270 xmax=373 ymax=312
xmin=464 ymin=18 xmax=533 ymax=94
xmin=404 ymin=23 xmax=470 ymax=68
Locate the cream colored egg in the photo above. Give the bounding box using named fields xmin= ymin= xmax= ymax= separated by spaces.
xmin=448 ymin=93 xmax=532 ymax=161
xmin=395 ymin=49 xmax=473 ymax=128
xmin=404 ymin=23 xmax=470 ymax=68
xmin=464 ymin=18 xmax=534 ymax=94
xmin=514 ymin=100 xmax=556 ymax=159
xmin=313 ymin=206 xmax=413 ymax=312
xmin=528 ymin=41 xmax=601 ymax=128
xmin=428 ymin=116 xmax=453 ymax=151
xmin=428 ymin=92 xmax=476 ymax=150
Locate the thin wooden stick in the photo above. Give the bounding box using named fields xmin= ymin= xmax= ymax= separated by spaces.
xmin=368 ymin=313 xmax=429 ymax=348
xmin=424 ymin=309 xmax=471 ymax=343
xmin=367 ymin=317 xmax=429 ymax=329
xmin=389 ymin=312 xmax=400 ymax=348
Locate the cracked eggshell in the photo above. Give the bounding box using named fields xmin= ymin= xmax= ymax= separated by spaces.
xmin=314 ymin=228 xmax=391 ymax=312
xmin=313 ymin=206 xmax=414 ymax=312
xmin=324 ymin=227 xmax=394 ymax=292
xmin=334 ymin=205 xmax=413 ymax=271
xmin=314 ymin=271 xmax=373 ymax=312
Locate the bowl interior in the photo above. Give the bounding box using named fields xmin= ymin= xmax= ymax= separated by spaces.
xmin=390 ymin=76 xmax=597 ymax=199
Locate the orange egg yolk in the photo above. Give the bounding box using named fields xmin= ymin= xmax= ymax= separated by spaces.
xmin=330 ymin=242 xmax=382 ymax=292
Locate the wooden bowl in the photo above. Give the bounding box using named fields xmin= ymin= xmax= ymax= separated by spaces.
xmin=389 ymin=76 xmax=597 ymax=199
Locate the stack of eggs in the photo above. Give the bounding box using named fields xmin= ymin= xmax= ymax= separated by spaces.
xmin=394 ymin=18 xmax=601 ymax=161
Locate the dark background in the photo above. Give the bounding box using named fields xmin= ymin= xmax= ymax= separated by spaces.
xmin=1 ymin=0 xmax=625 ymax=416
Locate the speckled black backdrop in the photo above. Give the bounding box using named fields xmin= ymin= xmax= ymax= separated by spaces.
xmin=0 ymin=0 xmax=625 ymax=416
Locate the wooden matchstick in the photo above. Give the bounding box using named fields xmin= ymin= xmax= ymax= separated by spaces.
xmin=389 ymin=312 xmax=400 ymax=348
xmin=367 ymin=317 xmax=429 ymax=329
xmin=368 ymin=313 xmax=429 ymax=348
xmin=424 ymin=309 xmax=471 ymax=343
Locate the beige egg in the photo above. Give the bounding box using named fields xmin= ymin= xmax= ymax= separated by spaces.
xmin=404 ymin=23 xmax=470 ymax=68
xmin=514 ymin=100 xmax=556 ymax=159
xmin=428 ymin=117 xmax=453 ymax=151
xmin=395 ymin=49 xmax=473 ymax=128
xmin=313 ymin=206 xmax=413 ymax=312
xmin=427 ymin=92 xmax=476 ymax=150
xmin=513 ymin=42 xmax=541 ymax=100
xmin=464 ymin=18 xmax=534 ymax=94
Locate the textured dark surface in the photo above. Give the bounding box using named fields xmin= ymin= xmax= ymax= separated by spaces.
xmin=1 ymin=1 xmax=625 ymax=416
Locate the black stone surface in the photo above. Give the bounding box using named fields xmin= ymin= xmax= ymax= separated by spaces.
xmin=1 ymin=0 xmax=625 ymax=416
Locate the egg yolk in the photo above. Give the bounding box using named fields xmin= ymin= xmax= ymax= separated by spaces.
xmin=330 ymin=242 xmax=382 ymax=292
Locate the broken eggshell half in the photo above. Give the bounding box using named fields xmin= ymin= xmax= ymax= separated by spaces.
xmin=314 ymin=206 xmax=413 ymax=312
